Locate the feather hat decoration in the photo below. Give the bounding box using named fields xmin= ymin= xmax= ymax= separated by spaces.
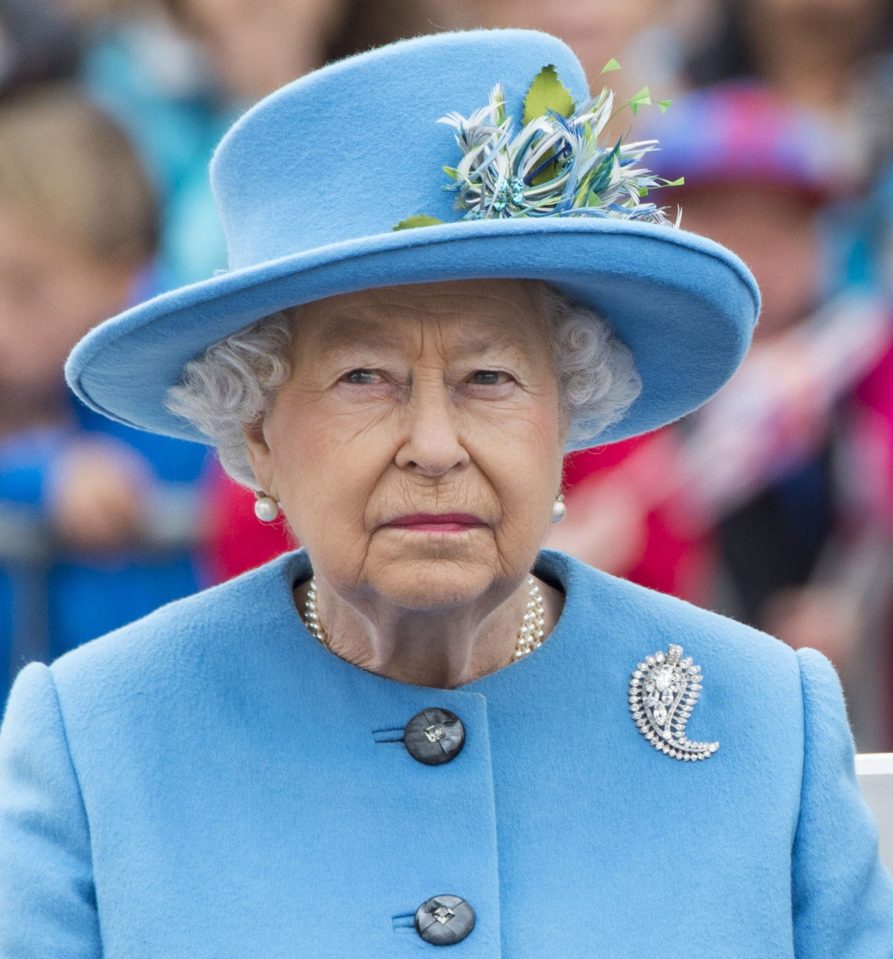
xmin=395 ymin=62 xmax=684 ymax=229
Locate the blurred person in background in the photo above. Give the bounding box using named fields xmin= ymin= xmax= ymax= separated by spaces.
xmin=431 ymin=0 xmax=718 ymax=103
xmin=73 ymin=0 xmax=233 ymax=288
xmin=687 ymin=0 xmax=893 ymax=186
xmin=0 ymin=0 xmax=79 ymax=93
xmin=553 ymin=83 xmax=893 ymax=748
xmin=0 ymin=85 xmax=208 ymax=705
xmin=159 ymin=0 xmax=444 ymax=103
xmin=839 ymin=160 xmax=893 ymax=748
xmin=644 ymin=84 xmax=893 ymax=748
xmin=159 ymin=0 xmax=356 ymax=103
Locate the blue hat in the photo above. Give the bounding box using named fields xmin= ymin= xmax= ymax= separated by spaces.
xmin=65 ymin=29 xmax=760 ymax=449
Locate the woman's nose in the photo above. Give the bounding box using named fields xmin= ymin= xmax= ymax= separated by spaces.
xmin=394 ymin=381 xmax=470 ymax=477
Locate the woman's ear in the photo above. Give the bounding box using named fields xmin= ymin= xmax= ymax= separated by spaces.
xmin=243 ymin=420 xmax=277 ymax=498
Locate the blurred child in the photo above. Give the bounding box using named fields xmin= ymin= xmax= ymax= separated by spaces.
xmin=0 ymin=85 xmax=208 ymax=702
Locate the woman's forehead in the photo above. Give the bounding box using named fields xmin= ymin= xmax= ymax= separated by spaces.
xmin=296 ymin=279 xmax=547 ymax=351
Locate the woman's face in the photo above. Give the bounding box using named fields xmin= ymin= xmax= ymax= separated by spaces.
xmin=245 ymin=279 xmax=566 ymax=612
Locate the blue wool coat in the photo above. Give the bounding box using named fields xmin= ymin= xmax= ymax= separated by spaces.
xmin=1 ymin=550 xmax=891 ymax=957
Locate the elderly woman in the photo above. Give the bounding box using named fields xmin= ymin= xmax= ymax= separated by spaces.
xmin=1 ymin=29 xmax=891 ymax=958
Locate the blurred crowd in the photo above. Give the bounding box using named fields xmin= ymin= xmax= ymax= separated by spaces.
xmin=1 ymin=0 xmax=892 ymax=748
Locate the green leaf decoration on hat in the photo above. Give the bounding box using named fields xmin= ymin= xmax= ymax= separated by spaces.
xmin=393 ymin=62 xmax=682 ymax=231
xmin=522 ymin=64 xmax=575 ymax=125
xmin=393 ymin=214 xmax=445 ymax=231
xmin=628 ymin=86 xmax=652 ymax=116
xmin=521 ymin=65 xmax=577 ymax=186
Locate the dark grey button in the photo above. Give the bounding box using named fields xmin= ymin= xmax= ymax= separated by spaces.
xmin=414 ymin=895 xmax=475 ymax=946
xmin=403 ymin=708 xmax=465 ymax=765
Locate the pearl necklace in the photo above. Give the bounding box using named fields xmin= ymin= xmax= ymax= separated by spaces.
xmin=303 ymin=575 xmax=547 ymax=662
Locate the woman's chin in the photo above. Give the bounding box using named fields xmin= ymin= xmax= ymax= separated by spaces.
xmin=367 ymin=558 xmax=509 ymax=613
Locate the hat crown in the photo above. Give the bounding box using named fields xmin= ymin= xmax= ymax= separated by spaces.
xmin=211 ymin=30 xmax=590 ymax=269
xmin=65 ymin=29 xmax=758 ymax=451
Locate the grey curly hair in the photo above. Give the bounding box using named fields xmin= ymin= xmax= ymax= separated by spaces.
xmin=165 ymin=282 xmax=642 ymax=487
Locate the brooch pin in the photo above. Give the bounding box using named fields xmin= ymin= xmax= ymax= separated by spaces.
xmin=628 ymin=644 xmax=719 ymax=761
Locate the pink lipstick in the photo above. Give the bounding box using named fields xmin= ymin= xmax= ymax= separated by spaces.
xmin=386 ymin=513 xmax=486 ymax=533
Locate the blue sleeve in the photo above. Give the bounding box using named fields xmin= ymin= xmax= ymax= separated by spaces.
xmin=0 ymin=663 xmax=102 ymax=958
xmin=792 ymin=648 xmax=893 ymax=956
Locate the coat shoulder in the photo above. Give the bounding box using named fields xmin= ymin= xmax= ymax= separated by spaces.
xmin=542 ymin=550 xmax=804 ymax=705
xmin=548 ymin=549 xmax=797 ymax=658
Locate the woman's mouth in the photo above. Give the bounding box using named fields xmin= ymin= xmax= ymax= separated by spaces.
xmin=385 ymin=513 xmax=487 ymax=533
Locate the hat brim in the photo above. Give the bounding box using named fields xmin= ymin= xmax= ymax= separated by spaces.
xmin=65 ymin=217 xmax=759 ymax=449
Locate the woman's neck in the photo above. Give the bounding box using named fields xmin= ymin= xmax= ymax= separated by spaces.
xmin=294 ymin=575 xmax=563 ymax=688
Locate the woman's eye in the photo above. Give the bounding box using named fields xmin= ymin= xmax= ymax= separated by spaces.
xmin=468 ymin=370 xmax=513 ymax=386
xmin=342 ymin=368 xmax=382 ymax=385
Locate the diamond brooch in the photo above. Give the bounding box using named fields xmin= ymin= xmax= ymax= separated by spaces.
xmin=628 ymin=644 xmax=719 ymax=761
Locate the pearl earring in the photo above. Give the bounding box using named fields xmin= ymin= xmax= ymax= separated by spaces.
xmin=254 ymin=491 xmax=280 ymax=523
xmin=550 ymin=494 xmax=567 ymax=524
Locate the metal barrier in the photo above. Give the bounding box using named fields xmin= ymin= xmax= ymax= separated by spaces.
xmin=856 ymin=753 xmax=893 ymax=873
